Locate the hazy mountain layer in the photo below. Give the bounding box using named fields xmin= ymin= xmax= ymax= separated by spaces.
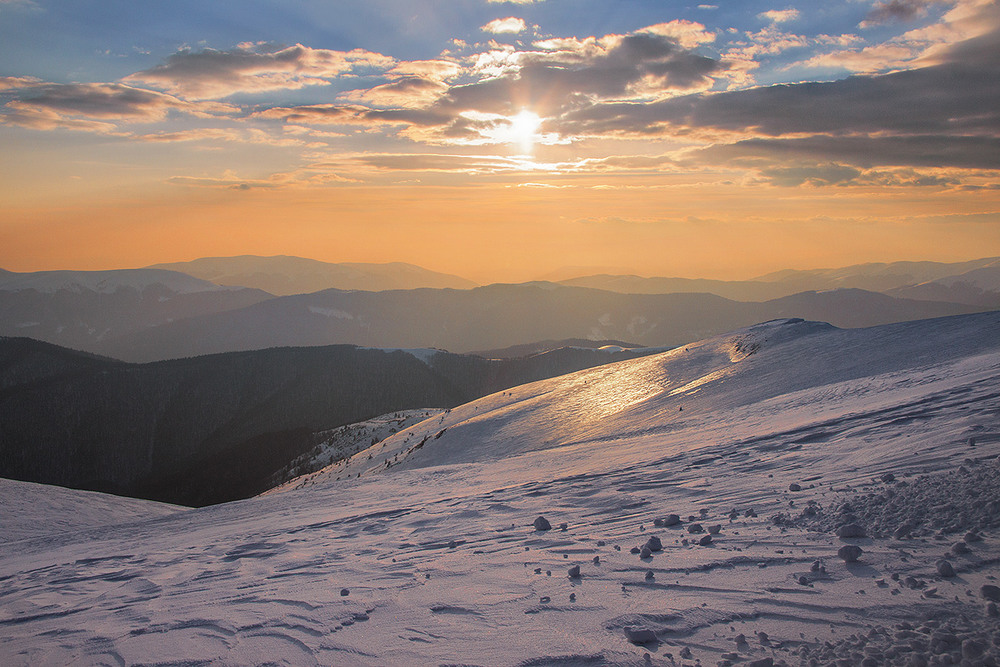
xmin=560 ymin=256 xmax=1000 ymax=302
xmin=149 ymin=255 xmax=477 ymax=294
xmin=0 ymin=268 xmax=272 ymax=353
xmin=97 ymin=283 xmax=984 ymax=362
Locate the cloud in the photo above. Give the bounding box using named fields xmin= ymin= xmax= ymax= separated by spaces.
xmin=640 ymin=20 xmax=717 ymax=49
xmin=0 ymin=105 xmax=122 ymax=133
xmin=0 ymin=82 xmax=236 ymax=131
xmin=168 ymin=175 xmax=283 ymax=190
xmin=169 ymin=164 xmax=361 ymax=189
xmin=254 ymin=103 xmax=451 ymax=128
xmin=450 ymin=24 xmax=723 ymax=114
xmin=555 ymin=43 xmax=1000 ymax=140
xmin=340 ymin=60 xmax=460 ymax=108
xmin=342 ymin=77 xmax=451 ymax=108
xmin=238 ymin=3 xmax=1000 ymax=184
xmin=758 ymin=164 xmax=862 ymax=186
xmin=481 ymin=17 xmax=527 ymax=34
xmin=331 ymin=152 xmax=534 ymax=173
xmin=693 ymin=135 xmax=1000 ymax=170
xmin=794 ymin=42 xmax=924 ymax=72
xmin=135 ymin=128 xmax=242 ymax=143
xmin=0 ymin=76 xmax=43 ymax=90
xmin=758 ymin=9 xmax=801 ymax=24
xmin=862 ymin=0 xmax=948 ymax=26
xmin=125 ymin=42 xmax=394 ymax=99
xmin=257 ymin=22 xmax=727 ymax=147
xmin=0 ymin=0 xmax=40 ymax=10
xmin=754 ymin=163 xmax=967 ymax=187
xmin=486 ymin=0 xmax=543 ymax=3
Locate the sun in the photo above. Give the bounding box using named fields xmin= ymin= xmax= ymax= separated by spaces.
xmin=507 ymin=110 xmax=542 ymax=153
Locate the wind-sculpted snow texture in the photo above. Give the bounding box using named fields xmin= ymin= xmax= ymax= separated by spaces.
xmin=2 ymin=312 xmax=1000 ymax=666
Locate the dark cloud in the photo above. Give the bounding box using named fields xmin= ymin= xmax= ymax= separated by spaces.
xmin=0 ymin=82 xmax=233 ymax=130
xmin=691 ymin=134 xmax=1000 ymax=170
xmin=11 ymin=83 xmax=215 ymax=118
xmin=863 ymin=0 xmax=943 ymax=25
xmin=256 ymin=26 xmax=725 ymax=145
xmin=755 ymin=163 xmax=962 ymax=187
xmin=125 ymin=43 xmax=393 ymax=99
xmin=558 ymin=53 xmax=1000 ymax=138
xmin=255 ymin=103 xmax=452 ymax=127
xmin=441 ymin=31 xmax=723 ymax=118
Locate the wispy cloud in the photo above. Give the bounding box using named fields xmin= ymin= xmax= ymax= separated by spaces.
xmin=0 ymin=0 xmax=40 ymax=11
xmin=481 ymin=17 xmax=527 ymax=34
xmin=0 ymin=76 xmax=43 ymax=90
xmin=758 ymin=9 xmax=801 ymax=24
xmin=0 ymin=82 xmax=235 ymax=131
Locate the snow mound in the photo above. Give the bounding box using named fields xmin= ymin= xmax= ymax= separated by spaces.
xmin=790 ymin=453 xmax=1000 ymax=540
xmin=351 ymin=314 xmax=995 ymax=472
xmin=0 ymin=478 xmax=182 ymax=543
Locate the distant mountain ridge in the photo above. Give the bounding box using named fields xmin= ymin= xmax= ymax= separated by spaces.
xmin=148 ymin=255 xmax=478 ymax=295
xmin=753 ymin=257 xmax=1000 ymax=286
xmin=94 ymin=282 xmax=984 ymax=362
xmin=0 ymin=268 xmax=241 ymax=295
xmin=2 ymin=257 xmax=996 ymax=363
xmin=559 ymin=257 xmax=1000 ymax=305
xmin=0 ymin=268 xmax=272 ymax=354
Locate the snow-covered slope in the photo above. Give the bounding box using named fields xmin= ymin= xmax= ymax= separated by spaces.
xmin=342 ymin=315 xmax=996 ymax=474
xmin=2 ymin=312 xmax=1000 ymax=666
xmin=0 ymin=478 xmax=182 ymax=542
xmin=265 ymin=409 xmax=446 ymax=492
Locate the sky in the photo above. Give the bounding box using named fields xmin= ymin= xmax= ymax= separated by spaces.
xmin=1 ymin=0 xmax=999 ymax=283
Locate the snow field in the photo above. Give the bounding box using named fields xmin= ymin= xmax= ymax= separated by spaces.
xmin=1 ymin=314 xmax=1000 ymax=665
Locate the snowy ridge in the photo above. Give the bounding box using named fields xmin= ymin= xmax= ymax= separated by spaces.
xmin=264 ymin=409 xmax=446 ymax=493
xmin=2 ymin=312 xmax=1000 ymax=666
xmin=0 ymin=268 xmax=241 ymax=294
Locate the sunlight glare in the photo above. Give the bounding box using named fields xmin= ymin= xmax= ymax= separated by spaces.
xmin=507 ymin=110 xmax=541 ymax=153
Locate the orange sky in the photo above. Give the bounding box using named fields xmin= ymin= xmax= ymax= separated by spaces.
xmin=2 ymin=0 xmax=999 ymax=282
xmin=3 ymin=175 xmax=998 ymax=282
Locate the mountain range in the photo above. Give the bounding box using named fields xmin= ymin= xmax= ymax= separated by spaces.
xmin=2 ymin=256 xmax=997 ymax=363
xmin=148 ymin=255 xmax=477 ymax=295
xmin=561 ymin=256 xmax=1000 ymax=305
xmin=84 ymin=284 xmax=985 ymax=362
